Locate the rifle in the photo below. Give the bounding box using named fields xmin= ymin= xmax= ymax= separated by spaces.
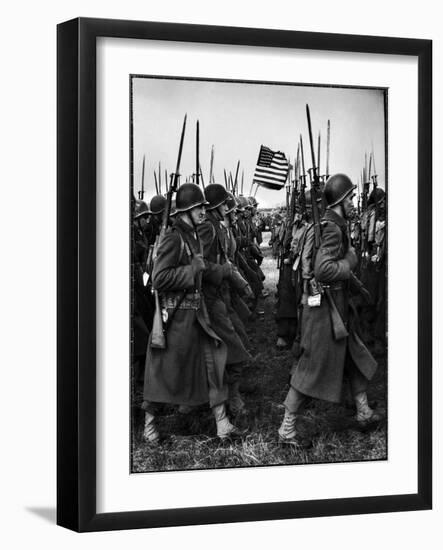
xmin=195 ymin=120 xmax=200 ymax=186
xmin=289 ymin=145 xmax=300 ymax=223
xmin=138 ymin=154 xmax=145 ymax=200
xmin=305 ymin=105 xmax=322 ymax=249
xmin=306 ymin=104 xmax=348 ymax=340
xmin=326 ymin=119 xmax=330 ymax=179
xmin=299 ymin=134 xmax=307 ymax=215
xmin=199 ymin=165 xmax=205 ymax=189
xmin=209 ymin=145 xmax=214 ymax=184
xmin=151 ymin=114 xmax=187 ymax=349
xmin=154 ymin=171 xmax=159 ymax=195
xmin=234 ymin=160 xmax=240 ymax=195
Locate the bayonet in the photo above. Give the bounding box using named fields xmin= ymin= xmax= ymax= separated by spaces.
xmin=161 ymin=114 xmax=187 ymax=234
xmin=234 ymin=160 xmax=240 ymax=195
xmin=209 ymin=145 xmax=214 ymax=184
xmin=306 ymin=104 xmax=322 ymax=249
xmin=139 ymin=154 xmax=145 ymax=200
xmin=154 ymin=171 xmax=159 ymax=195
xmin=199 ymin=164 xmax=205 ymax=189
xmin=326 ymin=119 xmax=330 ymax=179
xmin=196 ymin=120 xmax=200 ymax=186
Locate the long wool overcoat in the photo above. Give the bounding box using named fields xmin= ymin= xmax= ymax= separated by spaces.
xmin=290 ymin=209 xmax=378 ymax=403
xmin=198 ymin=211 xmax=251 ymax=366
xmin=143 ymin=218 xmax=228 ymax=408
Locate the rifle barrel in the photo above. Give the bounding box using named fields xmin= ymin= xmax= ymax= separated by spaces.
xmin=326 ymin=120 xmax=330 ymax=178
xmin=306 ymin=106 xmax=317 ymax=178
xmin=154 ymin=171 xmax=159 ymax=195
xmin=196 ymin=120 xmax=200 ymax=186
xmin=234 ymin=160 xmax=240 ymax=194
xmin=141 ymin=154 xmax=145 ymax=199
xmin=209 ymin=145 xmax=214 ymax=184
xmin=162 ymin=114 xmax=187 ymax=234
xmin=300 ymin=134 xmax=306 ymax=178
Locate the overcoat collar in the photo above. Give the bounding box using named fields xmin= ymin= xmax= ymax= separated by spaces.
xmin=323 ymin=208 xmax=347 ymax=229
xmin=174 ymin=216 xmax=198 ymax=237
xmin=207 ymin=209 xmax=223 ymax=223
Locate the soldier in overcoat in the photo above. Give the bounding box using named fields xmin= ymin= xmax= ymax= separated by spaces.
xmin=132 ymin=199 xmax=155 ymax=427
xmin=198 ymin=184 xmax=252 ymax=416
xmin=278 ymin=174 xmax=380 ymax=444
xmin=142 ymin=183 xmax=241 ymax=442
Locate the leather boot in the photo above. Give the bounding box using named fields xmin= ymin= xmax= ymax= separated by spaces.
xmin=143 ymin=411 xmax=160 ymax=443
xmin=276 ymin=337 xmax=288 ymax=348
xmin=228 ymin=381 xmax=246 ymax=416
xmin=354 ymin=392 xmax=382 ymax=424
xmin=212 ymin=403 xmax=245 ymax=440
xmin=278 ymin=410 xmax=298 ymax=442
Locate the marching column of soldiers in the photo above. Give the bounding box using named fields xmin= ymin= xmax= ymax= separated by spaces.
xmin=132 ymin=110 xmax=386 ymax=448
xmin=133 ymin=182 xmax=267 ymax=442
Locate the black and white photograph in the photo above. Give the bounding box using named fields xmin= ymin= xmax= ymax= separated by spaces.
xmin=130 ymin=76 xmax=388 ymax=473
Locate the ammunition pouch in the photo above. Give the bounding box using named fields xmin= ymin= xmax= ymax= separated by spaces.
xmin=161 ymin=291 xmax=201 ymax=311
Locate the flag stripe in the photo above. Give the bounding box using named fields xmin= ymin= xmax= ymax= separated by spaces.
xmin=255 ymin=167 xmax=288 ymax=179
xmin=253 ymin=144 xmax=290 ymax=190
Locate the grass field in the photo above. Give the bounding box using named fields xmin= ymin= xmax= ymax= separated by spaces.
xmin=131 ymin=232 xmax=387 ymax=473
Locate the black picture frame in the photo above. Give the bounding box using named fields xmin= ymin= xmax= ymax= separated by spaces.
xmin=57 ymin=17 xmax=432 ymax=532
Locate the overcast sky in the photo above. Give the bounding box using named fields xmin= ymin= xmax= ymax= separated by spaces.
xmin=132 ymin=76 xmax=386 ymax=209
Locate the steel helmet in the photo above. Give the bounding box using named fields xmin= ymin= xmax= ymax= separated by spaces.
xmin=149 ymin=194 xmax=167 ymax=215
xmin=134 ymin=199 xmax=150 ymax=219
xmin=204 ymin=184 xmax=229 ymax=210
xmin=175 ymin=183 xmax=208 ymax=213
xmin=236 ymin=195 xmax=249 ymax=211
xmin=324 ymin=174 xmax=356 ymax=207
xmin=225 ymin=193 xmax=237 ymax=214
xmin=248 ymin=196 xmax=258 ymax=208
xmin=368 ymin=187 xmax=386 ymax=206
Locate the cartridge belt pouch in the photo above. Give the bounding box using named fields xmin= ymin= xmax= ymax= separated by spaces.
xmin=161 ymin=291 xmax=201 ymax=311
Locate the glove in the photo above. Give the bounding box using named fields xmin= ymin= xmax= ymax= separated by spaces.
xmin=344 ymin=247 xmax=358 ymax=271
xmin=191 ymin=254 xmax=205 ymax=275
xmin=221 ymin=261 xmax=233 ymax=279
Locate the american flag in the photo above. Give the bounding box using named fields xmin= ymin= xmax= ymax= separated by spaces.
xmin=253 ymin=145 xmax=290 ymax=190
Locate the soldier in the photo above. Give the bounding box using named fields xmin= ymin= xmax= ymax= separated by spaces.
xmin=142 ymin=183 xmax=242 ymax=442
xmin=278 ymin=174 xmax=381 ymax=445
xmin=198 ymin=184 xmax=252 ymax=417
xmin=360 ymin=187 xmax=387 ymax=350
xmin=222 ymin=193 xmax=253 ymax=338
xmin=290 ymin=189 xmax=322 ymax=357
xmin=132 ymin=199 xmax=155 ymax=428
xmin=234 ymin=196 xmax=263 ymax=311
xmin=275 ymin=203 xmax=304 ymax=348
xmin=144 ymin=194 xmax=167 ymax=247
